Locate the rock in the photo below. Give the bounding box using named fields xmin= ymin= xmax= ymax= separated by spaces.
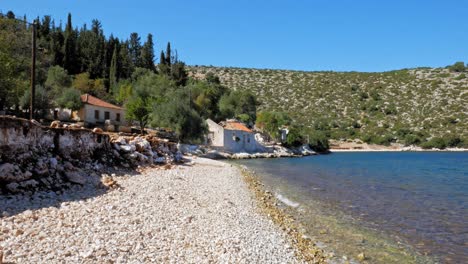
xmin=357 ymin=252 xmax=366 ymax=261
xmin=19 ymin=179 xmax=39 ymax=188
xmin=65 ymin=171 xmax=86 ymax=185
xmin=50 ymin=120 xmax=62 ymax=128
xmin=0 ymin=163 xmax=15 ymax=182
xmin=120 ymin=144 xmax=135 ymax=153
xmin=6 ymin=182 xmax=20 ymax=193
xmin=92 ymin=127 xmax=103 ymax=133
xmin=49 ymin=158 xmax=58 ymax=169
xmin=63 ymin=161 xmax=75 ymax=171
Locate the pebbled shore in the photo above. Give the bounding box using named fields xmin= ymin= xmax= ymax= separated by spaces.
xmin=0 ymin=158 xmax=301 ymax=263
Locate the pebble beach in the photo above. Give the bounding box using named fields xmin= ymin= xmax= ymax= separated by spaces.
xmin=0 ymin=158 xmax=301 ymax=263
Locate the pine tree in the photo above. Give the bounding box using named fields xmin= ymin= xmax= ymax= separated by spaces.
xmin=63 ymin=13 xmax=78 ymax=74
xmin=109 ymin=47 xmax=118 ymax=92
xmin=140 ymin=33 xmax=156 ymax=72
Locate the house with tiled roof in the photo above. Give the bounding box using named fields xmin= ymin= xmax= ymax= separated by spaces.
xmin=77 ymin=94 xmax=126 ymax=129
xmin=206 ymin=119 xmax=259 ymax=152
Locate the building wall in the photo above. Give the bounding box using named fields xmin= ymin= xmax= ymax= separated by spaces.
xmin=79 ymin=104 xmax=125 ymax=126
xmin=207 ymin=119 xmax=224 ymax=147
xmin=223 ymin=130 xmax=257 ymax=153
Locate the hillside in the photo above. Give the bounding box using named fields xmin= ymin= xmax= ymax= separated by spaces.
xmin=188 ymin=66 xmax=468 ymax=146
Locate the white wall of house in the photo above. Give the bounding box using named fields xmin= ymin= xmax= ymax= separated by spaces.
xmin=207 ymin=119 xmax=224 ymax=146
xmin=80 ymin=104 xmax=125 ymax=126
xmin=223 ymin=130 xmax=257 ymax=153
xmin=206 ymin=119 xmax=259 ymax=153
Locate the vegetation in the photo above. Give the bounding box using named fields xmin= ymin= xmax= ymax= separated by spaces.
xmin=189 ymin=65 xmax=468 ymax=148
xmin=0 ymin=11 xmax=208 ymax=143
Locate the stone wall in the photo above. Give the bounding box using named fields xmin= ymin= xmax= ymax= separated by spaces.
xmin=0 ymin=116 xmax=180 ymax=194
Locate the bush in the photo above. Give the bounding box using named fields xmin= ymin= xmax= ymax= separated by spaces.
xmin=284 ymin=127 xmax=304 ymax=148
xmin=307 ymin=130 xmax=330 ymax=152
xmin=421 ymin=137 xmax=447 ymax=149
xmin=404 ymin=134 xmax=421 ymax=146
xmin=448 ymin=61 xmax=466 ymax=72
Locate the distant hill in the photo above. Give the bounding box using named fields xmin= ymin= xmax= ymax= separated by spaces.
xmin=188 ymin=65 xmax=468 ymax=146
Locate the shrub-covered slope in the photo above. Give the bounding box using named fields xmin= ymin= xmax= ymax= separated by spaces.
xmin=188 ymin=66 xmax=468 ymax=146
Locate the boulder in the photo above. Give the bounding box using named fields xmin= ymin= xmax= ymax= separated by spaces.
xmin=6 ymin=182 xmax=20 ymax=193
xmin=0 ymin=163 xmax=32 ymax=182
xmin=65 ymin=171 xmax=86 ymax=185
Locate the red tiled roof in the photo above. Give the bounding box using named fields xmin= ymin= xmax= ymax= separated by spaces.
xmin=80 ymin=94 xmax=123 ymax=110
xmin=222 ymin=121 xmax=252 ymax=133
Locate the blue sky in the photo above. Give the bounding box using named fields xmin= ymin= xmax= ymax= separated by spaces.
xmin=1 ymin=0 xmax=467 ymax=72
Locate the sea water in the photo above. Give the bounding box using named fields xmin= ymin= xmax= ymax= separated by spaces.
xmin=234 ymin=152 xmax=468 ymax=263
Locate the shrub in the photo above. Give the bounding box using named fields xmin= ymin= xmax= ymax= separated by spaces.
xmin=404 ymin=134 xmax=421 ymax=146
xmin=306 ymin=130 xmax=330 ymax=152
xmin=421 ymin=137 xmax=447 ymax=149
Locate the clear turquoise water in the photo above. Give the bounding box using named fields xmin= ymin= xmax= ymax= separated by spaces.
xmin=235 ymin=152 xmax=468 ymax=263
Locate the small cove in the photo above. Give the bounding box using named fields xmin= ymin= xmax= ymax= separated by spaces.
xmin=233 ymin=152 xmax=468 ymax=263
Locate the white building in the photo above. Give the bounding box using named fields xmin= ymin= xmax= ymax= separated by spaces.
xmin=206 ymin=119 xmax=259 ymax=153
xmin=77 ymin=94 xmax=125 ymax=129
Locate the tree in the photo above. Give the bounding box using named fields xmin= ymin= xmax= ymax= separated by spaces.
xmin=141 ymin=33 xmax=156 ymax=72
xmin=165 ymin=42 xmax=171 ymax=66
xmin=56 ymin=88 xmax=82 ymax=110
xmin=158 ymin=50 xmax=170 ymax=75
xmin=219 ymin=90 xmax=258 ymax=125
xmin=151 ymin=89 xmax=207 ymax=143
xmin=118 ymin=41 xmax=134 ymax=79
xmin=63 ymin=13 xmax=79 ymax=74
xmin=20 ymin=85 xmax=51 ymax=118
xmin=125 ymin=96 xmax=150 ymax=134
xmin=45 ymin=66 xmax=72 ymax=97
xmin=449 ymin=61 xmax=466 ymax=72
xmin=129 ymin=32 xmax=142 ymax=67
xmin=109 ymin=47 xmax=118 ymax=91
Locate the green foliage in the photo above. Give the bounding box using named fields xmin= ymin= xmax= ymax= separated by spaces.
xmin=305 ymin=130 xmax=330 ymax=152
xmin=20 ymin=85 xmax=51 ymax=117
xmin=125 ymin=96 xmax=150 ymax=134
xmin=256 ymin=111 xmax=291 ymax=141
xmin=187 ymin=78 xmax=228 ymax=120
xmin=140 ymin=34 xmax=156 ymax=72
xmin=448 ymin=61 xmax=466 ymax=72
xmin=45 ymin=66 xmax=72 ymax=96
xmin=219 ymin=90 xmax=258 ymax=125
xmin=421 ymin=137 xmax=447 ymax=149
xmin=284 ymin=126 xmax=304 ymax=147
xmin=55 ymin=88 xmax=82 ymax=110
xmin=151 ymin=90 xmax=207 ymax=143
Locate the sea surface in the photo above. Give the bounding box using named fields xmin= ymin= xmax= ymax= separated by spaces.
xmin=234 ymin=152 xmax=468 ymax=263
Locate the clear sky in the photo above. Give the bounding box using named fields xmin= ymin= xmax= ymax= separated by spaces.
xmin=1 ymin=0 xmax=467 ymax=72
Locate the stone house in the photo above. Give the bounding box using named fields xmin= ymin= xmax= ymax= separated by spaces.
xmin=206 ymin=119 xmax=259 ymax=153
xmin=77 ymin=94 xmax=125 ymax=129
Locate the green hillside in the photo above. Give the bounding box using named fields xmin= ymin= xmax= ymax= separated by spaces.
xmin=188 ymin=66 xmax=468 ymax=147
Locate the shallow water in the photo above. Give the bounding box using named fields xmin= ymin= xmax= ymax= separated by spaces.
xmin=234 ymin=152 xmax=468 ymax=263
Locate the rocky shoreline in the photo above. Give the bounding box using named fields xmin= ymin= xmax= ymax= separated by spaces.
xmin=0 ymin=158 xmax=308 ymax=263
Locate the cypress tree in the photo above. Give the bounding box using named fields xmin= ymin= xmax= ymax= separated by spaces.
xmin=141 ymin=33 xmax=156 ymax=72
xmin=165 ymin=42 xmax=171 ymax=66
xmin=109 ymin=47 xmax=118 ymax=92
xmin=159 ymin=50 xmax=166 ymax=65
xmin=63 ymin=13 xmax=78 ymax=74
xmin=118 ymin=41 xmax=134 ymax=79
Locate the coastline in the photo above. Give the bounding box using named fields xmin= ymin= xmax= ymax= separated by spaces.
xmin=0 ymin=157 xmax=308 ymax=263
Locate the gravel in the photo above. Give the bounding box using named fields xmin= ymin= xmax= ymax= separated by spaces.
xmin=0 ymin=157 xmax=300 ymax=263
